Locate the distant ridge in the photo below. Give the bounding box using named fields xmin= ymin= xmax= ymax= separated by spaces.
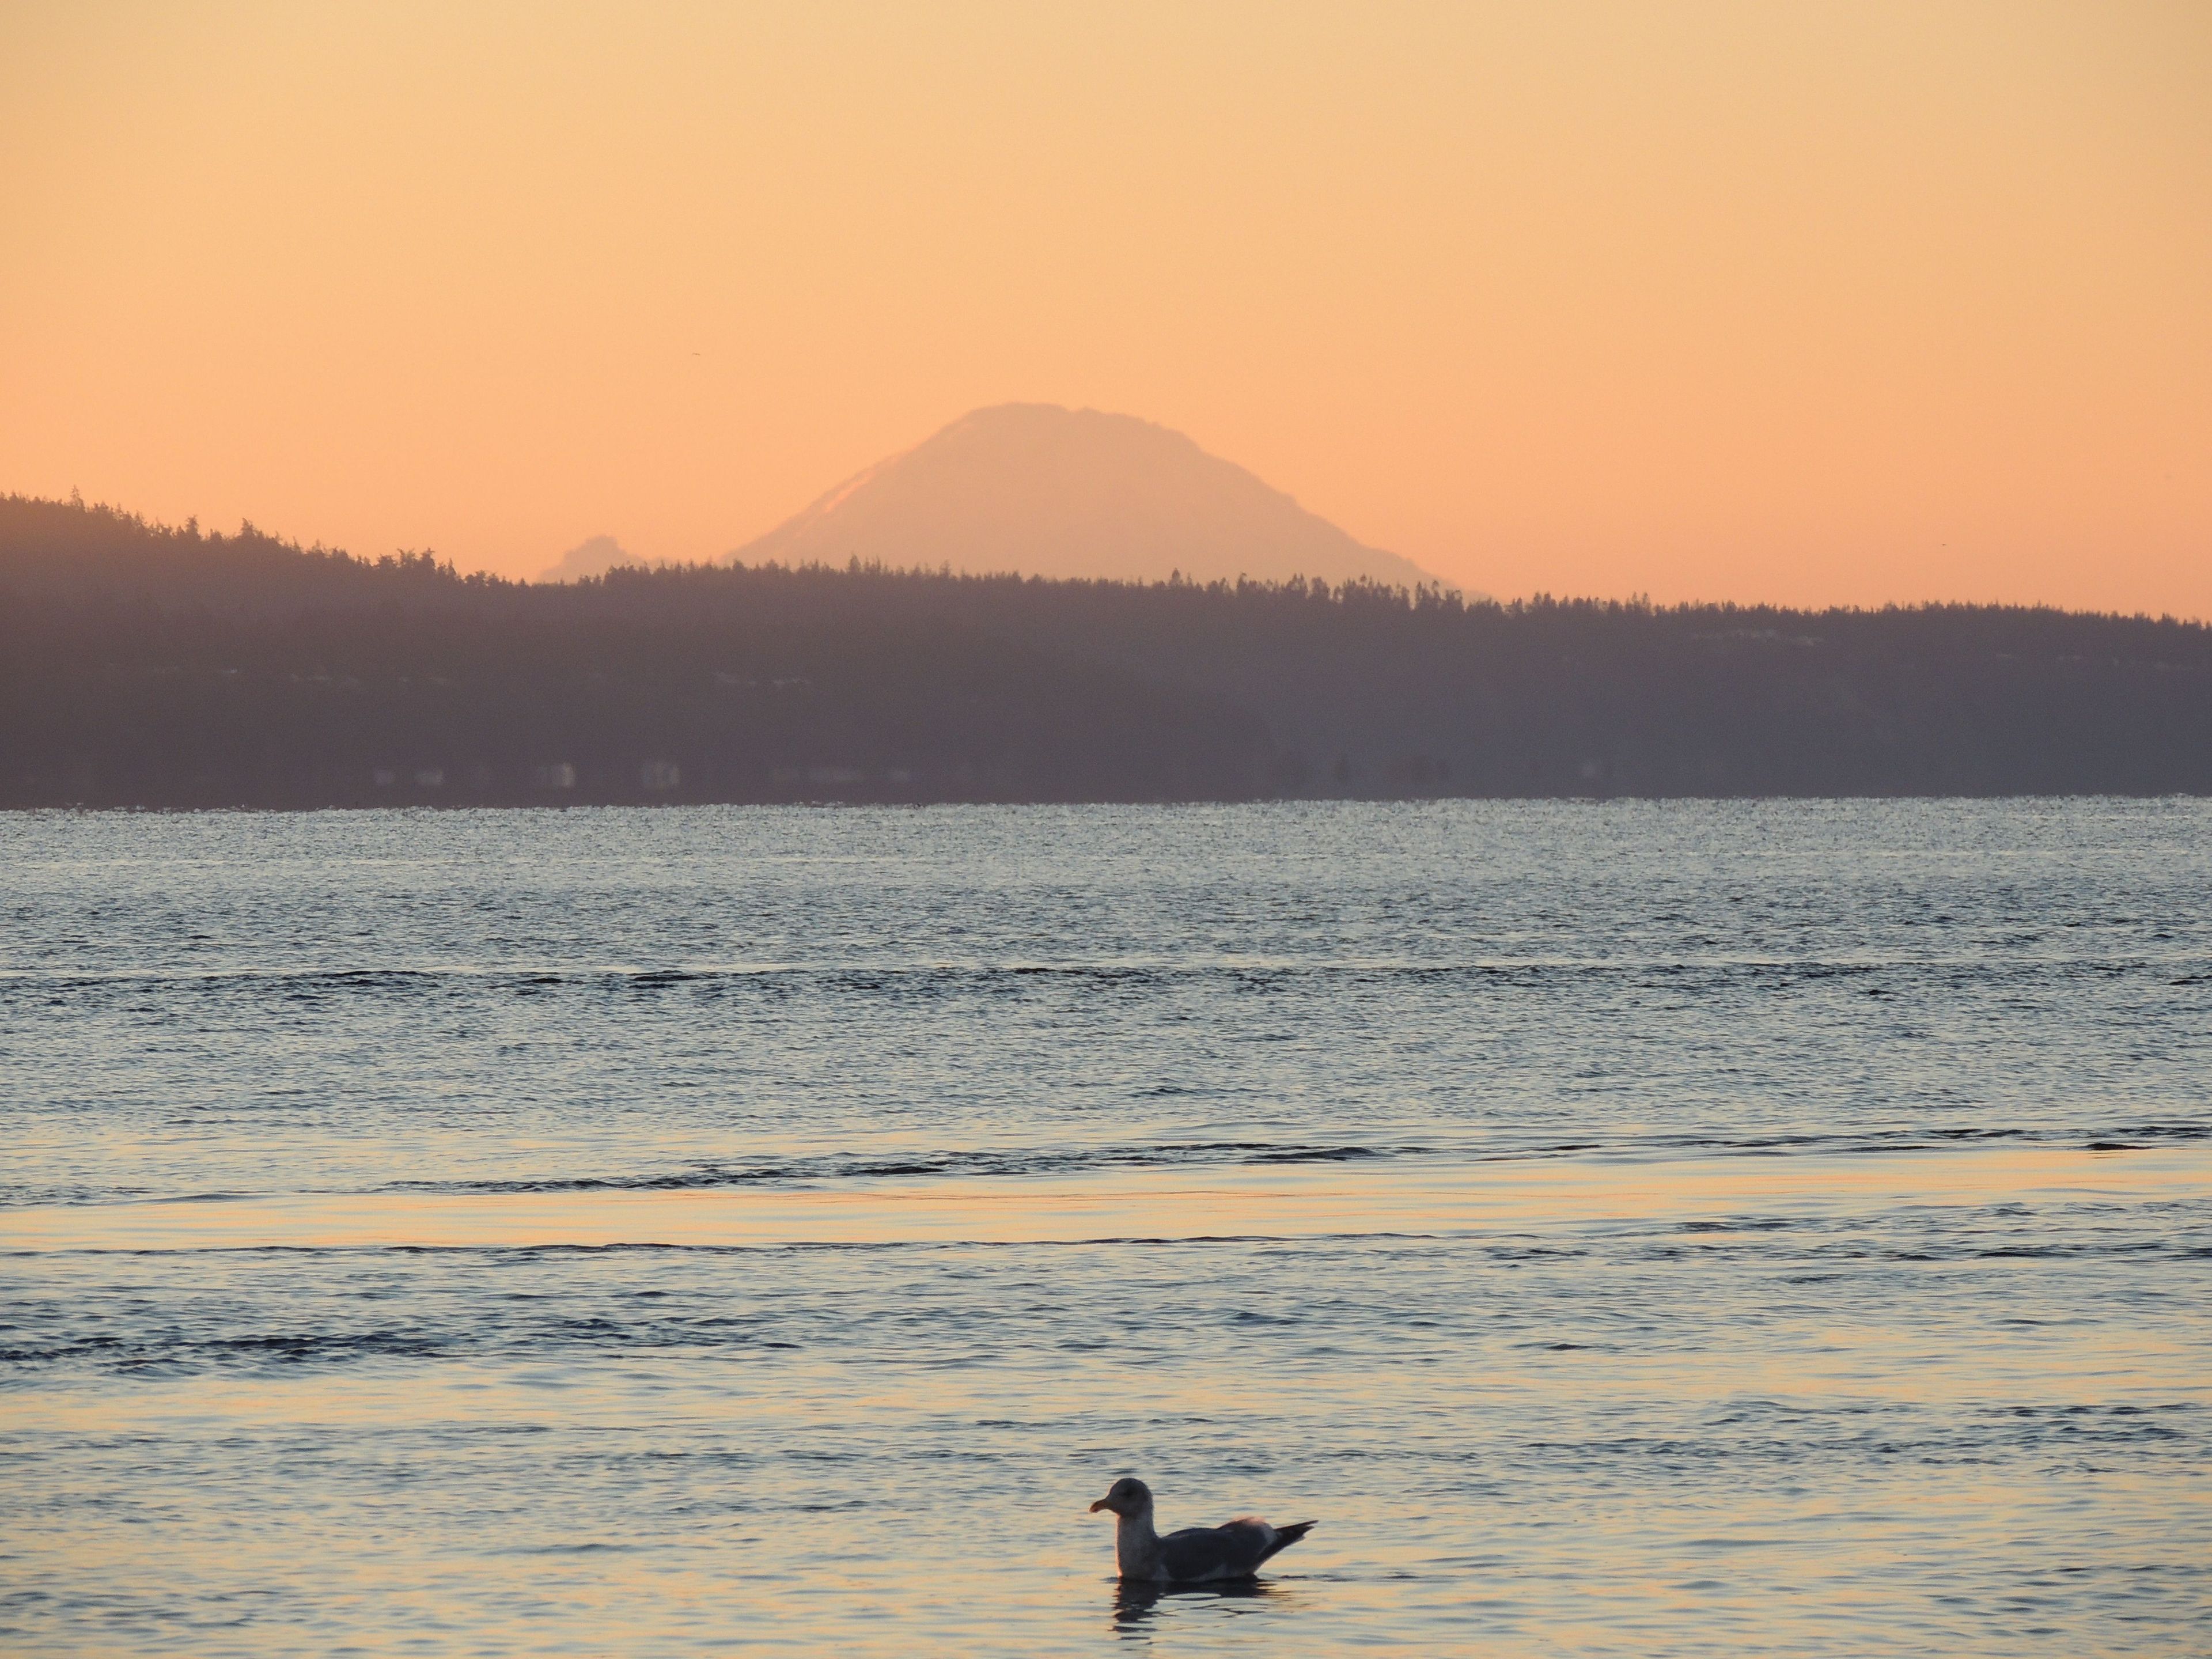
xmin=9 ymin=492 xmax=2211 ymax=807
xmin=726 ymin=403 xmax=1456 ymax=591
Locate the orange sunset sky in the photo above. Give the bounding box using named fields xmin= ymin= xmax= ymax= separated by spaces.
xmin=4 ymin=2 xmax=2208 ymax=613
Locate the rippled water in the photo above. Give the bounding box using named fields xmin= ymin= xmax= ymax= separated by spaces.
xmin=3 ymin=801 xmax=2208 ymax=1655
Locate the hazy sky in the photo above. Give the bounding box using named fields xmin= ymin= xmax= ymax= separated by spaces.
xmin=5 ymin=2 xmax=2207 ymax=612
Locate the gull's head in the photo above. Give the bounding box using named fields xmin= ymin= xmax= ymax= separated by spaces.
xmin=1089 ymin=1476 xmax=1152 ymax=1518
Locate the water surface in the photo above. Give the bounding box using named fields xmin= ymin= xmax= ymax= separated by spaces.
xmin=3 ymin=801 xmax=2207 ymax=1654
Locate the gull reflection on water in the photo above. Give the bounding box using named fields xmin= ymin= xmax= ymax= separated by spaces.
xmin=1110 ymin=1576 xmax=1292 ymax=1637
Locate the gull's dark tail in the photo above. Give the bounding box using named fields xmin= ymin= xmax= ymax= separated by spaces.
xmin=1260 ymin=1521 xmax=1316 ymax=1565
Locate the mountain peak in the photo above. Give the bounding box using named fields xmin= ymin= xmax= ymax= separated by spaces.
xmin=726 ymin=404 xmax=1450 ymax=590
xmin=537 ymin=534 xmax=644 ymax=584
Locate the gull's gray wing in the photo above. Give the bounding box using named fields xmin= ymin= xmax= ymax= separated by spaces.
xmin=1158 ymin=1520 xmax=1282 ymax=1582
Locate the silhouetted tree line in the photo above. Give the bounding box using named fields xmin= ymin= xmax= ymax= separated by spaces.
xmin=5 ymin=493 xmax=2209 ymax=806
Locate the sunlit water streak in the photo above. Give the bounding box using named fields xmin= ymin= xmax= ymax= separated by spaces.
xmin=2 ymin=801 xmax=2207 ymax=1654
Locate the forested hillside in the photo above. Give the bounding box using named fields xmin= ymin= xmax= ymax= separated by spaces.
xmin=5 ymin=494 xmax=2209 ymax=806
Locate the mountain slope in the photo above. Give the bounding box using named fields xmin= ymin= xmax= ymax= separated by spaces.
xmin=726 ymin=404 xmax=1452 ymax=590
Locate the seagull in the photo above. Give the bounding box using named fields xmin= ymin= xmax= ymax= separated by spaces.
xmin=1089 ymin=1476 xmax=1315 ymax=1582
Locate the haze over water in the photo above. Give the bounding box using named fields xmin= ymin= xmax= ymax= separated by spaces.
xmin=3 ymin=801 xmax=2207 ymax=1654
